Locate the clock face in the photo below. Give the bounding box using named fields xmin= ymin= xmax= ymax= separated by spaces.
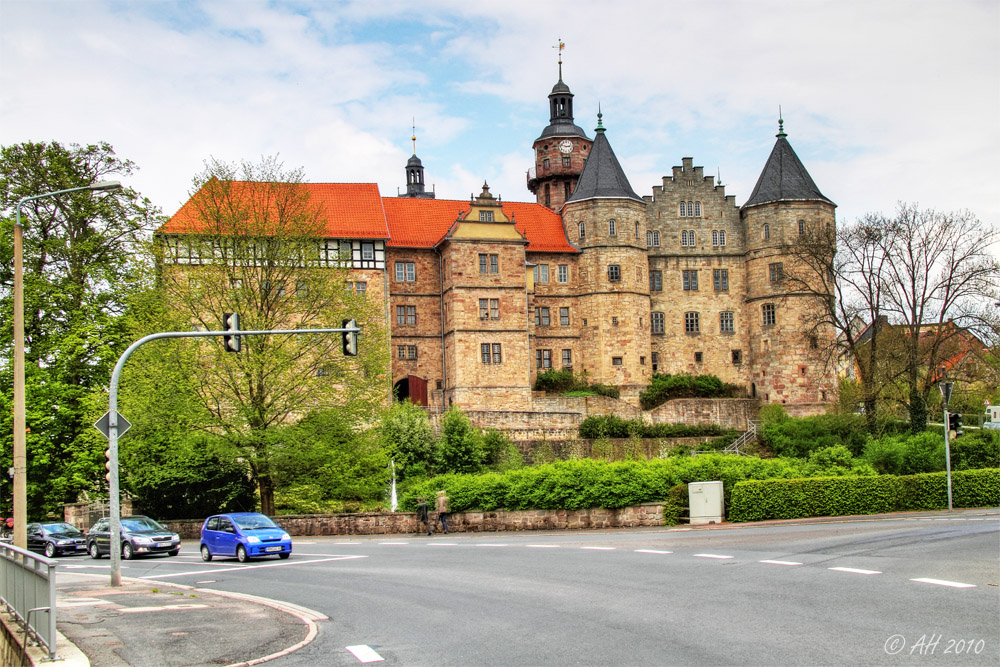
xmin=558 ymin=140 xmax=573 ymax=154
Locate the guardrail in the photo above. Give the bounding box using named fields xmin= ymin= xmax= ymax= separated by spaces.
xmin=0 ymin=542 xmax=58 ymax=661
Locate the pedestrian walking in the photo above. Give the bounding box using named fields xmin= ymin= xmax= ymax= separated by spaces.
xmin=435 ymin=490 xmax=449 ymax=534
xmin=416 ymin=497 xmax=431 ymax=535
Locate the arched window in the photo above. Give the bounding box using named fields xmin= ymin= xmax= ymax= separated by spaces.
xmin=798 ymin=219 xmax=805 ymax=234
xmin=679 ymin=202 xmax=686 ymax=217
xmin=635 ymin=221 xmax=640 ymax=238
xmin=681 ymin=230 xmax=689 ymax=246
xmin=579 ymin=222 xmax=586 ymax=239
xmin=686 ymin=202 xmax=694 ymax=217
xmin=609 ymin=219 xmax=616 ymax=236
xmin=763 ymin=223 xmax=770 ymax=240
xmin=694 ymin=202 xmax=702 ymax=217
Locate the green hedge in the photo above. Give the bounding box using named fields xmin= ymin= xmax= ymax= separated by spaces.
xmin=640 ymin=373 xmax=740 ymax=410
xmin=729 ymin=468 xmax=1000 ymax=521
xmin=579 ymin=414 xmax=732 ymax=439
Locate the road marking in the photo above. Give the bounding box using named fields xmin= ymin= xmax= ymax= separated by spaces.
xmin=58 ymin=597 xmax=113 ymax=608
xmin=119 ymin=603 xmax=209 ymax=613
xmin=694 ymin=554 xmax=734 ymax=559
xmin=829 ymin=567 xmax=881 ymax=575
xmin=526 ymin=544 xmax=560 ymax=548
xmin=760 ymin=560 xmax=803 ymax=566
xmin=62 ymin=564 xmax=111 ymax=570
xmin=476 ymin=544 xmax=508 ymax=547
xmin=378 ymin=542 xmax=409 ymax=545
xmin=635 ymin=549 xmax=673 ymax=554
xmin=911 ymin=578 xmax=976 ymax=588
xmin=346 ymin=645 xmax=385 ymax=663
xmin=581 ymin=546 xmax=615 ymax=550
xmin=426 ymin=543 xmax=458 ymax=546
xmin=139 ymin=555 xmax=366 ymax=579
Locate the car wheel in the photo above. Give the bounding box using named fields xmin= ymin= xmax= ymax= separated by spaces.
xmin=200 ymin=544 xmax=212 ymax=562
xmin=122 ymin=542 xmax=134 ymax=560
xmin=168 ymin=549 xmax=179 ymax=557
xmin=236 ymin=545 xmax=249 ymax=563
xmin=89 ymin=542 xmax=102 ymax=559
xmin=44 ymin=542 xmax=56 ymax=558
xmin=278 ymin=552 xmax=290 ymax=560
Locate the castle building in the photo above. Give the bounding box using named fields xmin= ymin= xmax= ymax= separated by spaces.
xmin=159 ymin=66 xmax=837 ymax=417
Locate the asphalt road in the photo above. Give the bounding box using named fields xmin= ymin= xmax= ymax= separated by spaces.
xmin=59 ymin=510 xmax=999 ymax=666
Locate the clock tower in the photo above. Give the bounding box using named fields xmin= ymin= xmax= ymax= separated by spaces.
xmin=527 ymin=45 xmax=592 ymax=211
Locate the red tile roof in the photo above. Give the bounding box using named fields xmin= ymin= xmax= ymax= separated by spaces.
xmin=159 ymin=182 xmax=390 ymax=239
xmin=159 ymin=183 xmax=577 ymax=253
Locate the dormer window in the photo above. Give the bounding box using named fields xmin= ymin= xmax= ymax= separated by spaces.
xmin=479 ymin=211 xmax=494 ymax=222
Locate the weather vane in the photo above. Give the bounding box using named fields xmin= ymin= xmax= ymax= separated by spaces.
xmin=411 ymin=118 xmax=417 ymax=154
xmin=553 ymin=38 xmax=565 ymax=79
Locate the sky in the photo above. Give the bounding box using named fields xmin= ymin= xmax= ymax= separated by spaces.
xmin=2 ymin=0 xmax=998 ymax=231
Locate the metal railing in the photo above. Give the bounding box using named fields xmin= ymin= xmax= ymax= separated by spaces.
xmin=0 ymin=543 xmax=58 ymax=661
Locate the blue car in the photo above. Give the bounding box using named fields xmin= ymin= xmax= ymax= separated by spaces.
xmin=199 ymin=512 xmax=292 ymax=562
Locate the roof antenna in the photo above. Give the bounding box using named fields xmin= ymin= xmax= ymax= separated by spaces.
xmin=777 ymin=105 xmax=786 ymax=138
xmin=553 ymin=38 xmax=565 ymax=80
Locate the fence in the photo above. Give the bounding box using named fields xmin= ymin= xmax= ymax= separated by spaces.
xmin=0 ymin=543 xmax=58 ymax=661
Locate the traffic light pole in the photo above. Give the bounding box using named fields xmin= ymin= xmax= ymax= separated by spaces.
xmin=103 ymin=323 xmax=359 ymax=586
xmin=943 ymin=408 xmax=953 ymax=512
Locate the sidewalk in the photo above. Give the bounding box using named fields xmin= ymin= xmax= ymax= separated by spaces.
xmin=11 ymin=573 xmax=326 ymax=667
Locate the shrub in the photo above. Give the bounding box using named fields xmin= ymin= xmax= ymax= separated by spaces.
xmin=729 ymin=468 xmax=1000 ymax=522
xmin=761 ymin=413 xmax=869 ymax=458
xmin=579 ymin=414 xmax=731 ymax=439
xmin=640 ymin=373 xmax=740 ymax=410
xmin=758 ymin=402 xmax=790 ymax=425
xmin=438 ymin=407 xmax=485 ymax=474
xmin=662 ymin=483 xmax=688 ymax=526
xmin=950 ymin=430 xmax=1000 ymax=470
xmin=379 ymin=400 xmax=438 ymax=481
xmin=533 ymin=369 xmax=620 ymax=398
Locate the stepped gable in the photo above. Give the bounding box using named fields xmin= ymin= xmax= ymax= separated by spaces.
xmin=159 ymin=182 xmax=390 ymax=239
xmin=381 ymin=197 xmax=577 ymax=253
xmin=743 ymin=127 xmax=835 ymax=209
xmin=564 ymin=115 xmax=642 ymax=204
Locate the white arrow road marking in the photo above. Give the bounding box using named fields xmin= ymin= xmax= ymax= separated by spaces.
xmin=346 ymin=645 xmax=385 ymax=663
xmin=911 ymin=578 xmax=976 ymax=588
xmin=829 ymin=566 xmax=881 ymax=575
xmin=139 ymin=555 xmax=366 ymax=579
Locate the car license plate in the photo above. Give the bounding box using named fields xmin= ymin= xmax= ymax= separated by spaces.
xmin=265 ymin=546 xmax=283 ymax=552
xmin=76 ymin=545 xmax=86 ymax=550
xmin=156 ymin=542 xmax=170 ymax=548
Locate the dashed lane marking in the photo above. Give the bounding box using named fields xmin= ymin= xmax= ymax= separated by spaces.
xmin=475 ymin=544 xmax=509 ymax=547
xmin=378 ymin=542 xmax=409 ymax=545
xmin=346 ymin=645 xmax=385 ymax=663
xmin=526 ymin=545 xmax=560 ymax=548
xmin=635 ymin=549 xmax=673 ymax=554
xmin=911 ymin=578 xmax=976 ymax=588
xmin=694 ymin=554 xmax=734 ymax=559
xmin=760 ymin=560 xmax=803 ymax=566
xmin=829 ymin=566 xmax=882 ymax=575
xmin=581 ymin=546 xmax=615 ymax=550
xmin=425 ymin=543 xmax=458 ymax=546
xmin=139 ymin=555 xmax=367 ymax=579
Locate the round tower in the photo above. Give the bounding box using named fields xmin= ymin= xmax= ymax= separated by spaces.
xmin=560 ymin=113 xmax=651 ymax=400
xmin=527 ymin=48 xmax=592 ymax=211
xmin=741 ymin=118 xmax=837 ymax=412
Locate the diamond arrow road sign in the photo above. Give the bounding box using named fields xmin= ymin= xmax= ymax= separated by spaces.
xmin=95 ymin=411 xmax=131 ymax=439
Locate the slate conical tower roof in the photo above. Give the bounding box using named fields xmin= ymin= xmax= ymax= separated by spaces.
xmin=743 ymin=120 xmax=835 ymax=209
xmin=565 ymin=112 xmax=642 ymax=204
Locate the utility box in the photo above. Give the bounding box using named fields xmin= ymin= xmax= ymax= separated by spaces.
xmin=688 ymin=481 xmax=724 ymax=525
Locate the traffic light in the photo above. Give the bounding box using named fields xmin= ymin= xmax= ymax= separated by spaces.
xmin=342 ymin=318 xmax=358 ymax=356
xmin=948 ymin=412 xmax=963 ymax=438
xmin=222 ymin=312 xmax=241 ymax=353
xmin=105 ymin=447 xmax=112 ymax=484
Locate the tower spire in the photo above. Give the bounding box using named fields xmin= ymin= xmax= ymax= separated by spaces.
xmin=411 ymin=118 xmax=417 ymax=154
xmin=777 ymin=105 xmax=786 ymax=138
xmin=553 ymin=38 xmax=565 ymax=81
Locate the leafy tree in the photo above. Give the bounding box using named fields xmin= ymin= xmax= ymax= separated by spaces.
xmin=0 ymin=141 xmax=159 ymax=516
xmin=379 ymin=400 xmax=438 ymax=480
xmin=131 ymin=156 xmax=389 ymax=515
xmin=438 ymin=406 xmax=484 ymax=474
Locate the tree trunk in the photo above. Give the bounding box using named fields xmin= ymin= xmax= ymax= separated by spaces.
xmin=908 ymin=388 xmax=928 ymax=434
xmin=258 ymin=476 xmax=275 ymax=516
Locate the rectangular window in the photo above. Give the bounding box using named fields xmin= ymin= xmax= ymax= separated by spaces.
xmin=652 ymin=312 xmax=665 ymax=334
xmin=612 ymin=357 xmax=623 ymax=366
xmin=479 ymin=210 xmax=494 ymax=222
xmin=694 ymin=351 xmax=703 ymax=363
xmin=479 ymin=254 xmax=488 ymax=274
xmin=732 ymin=349 xmax=742 ymax=364
xmin=534 ymin=264 xmax=549 ymax=283
xmin=362 ymin=242 xmax=375 ymax=260
xmin=651 ymin=352 xmax=658 ymax=369
xmin=683 ymin=270 xmax=699 ymax=291
xmin=353 ymin=282 xmax=367 ymax=295
xmin=492 ymin=343 xmax=502 ymax=364
xmin=720 ymin=311 xmax=734 ymax=333
xmin=649 ymin=270 xmax=662 ymax=291
xmin=490 ymin=254 xmax=499 ymax=274
xmin=558 ymin=264 xmax=569 ymax=283
xmin=608 ymin=265 xmax=621 ymax=282
xmin=562 ymin=349 xmax=572 ymax=368
xmin=481 ymin=343 xmax=492 ymax=364
xmin=398 ymin=345 xmax=406 ymax=359
xmin=685 ymin=311 xmax=700 ymax=333
xmin=562 ymin=156 xmax=571 ymax=168
xmin=395 ymin=262 xmax=416 ymax=282
xmin=490 ymin=299 xmax=499 ymax=319
xmin=407 ymin=345 xmax=417 ymax=360
xmin=558 ymin=307 xmax=569 ymax=326
xmin=479 ymin=299 xmax=490 ymax=319
xmin=535 ymin=307 xmax=550 ymax=326
xmin=762 ymin=303 xmax=776 ymax=326
xmin=769 ymin=262 xmax=784 ymax=283
xmin=296 ymin=280 xmax=308 ymax=298
xmin=713 ymin=269 xmax=729 ymax=291
xmin=536 ymin=349 xmax=552 ymax=369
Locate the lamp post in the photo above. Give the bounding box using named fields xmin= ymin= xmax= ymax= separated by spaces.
xmin=12 ymin=180 xmax=121 ymax=549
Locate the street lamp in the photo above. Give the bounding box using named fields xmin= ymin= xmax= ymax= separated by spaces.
xmin=12 ymin=180 xmax=122 ymax=549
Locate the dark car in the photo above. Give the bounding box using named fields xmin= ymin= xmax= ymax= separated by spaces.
xmin=27 ymin=522 xmax=87 ymax=557
xmin=86 ymin=515 xmax=180 ymax=560
xmin=199 ymin=512 xmax=291 ymax=562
